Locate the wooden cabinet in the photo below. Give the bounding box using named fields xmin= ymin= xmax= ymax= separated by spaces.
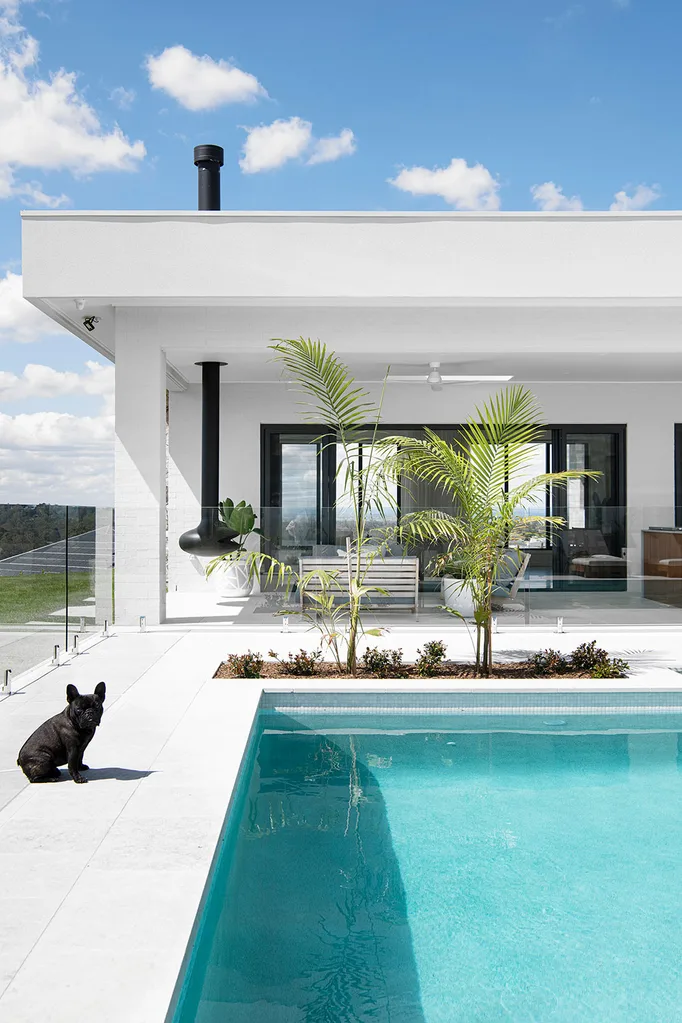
xmin=643 ymin=530 xmax=682 ymax=606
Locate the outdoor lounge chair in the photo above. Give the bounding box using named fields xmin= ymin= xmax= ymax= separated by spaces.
xmin=560 ymin=528 xmax=627 ymax=579
xmin=491 ymin=552 xmax=531 ymax=611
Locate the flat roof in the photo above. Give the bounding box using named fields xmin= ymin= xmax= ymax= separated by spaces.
xmin=20 ymin=208 xmax=682 ymax=221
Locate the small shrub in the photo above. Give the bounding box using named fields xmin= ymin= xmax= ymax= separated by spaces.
xmin=530 ymin=648 xmax=570 ymax=675
xmin=226 ymin=651 xmax=264 ymax=678
xmin=268 ymin=648 xmax=323 ymax=676
xmin=362 ymin=646 xmax=408 ymax=678
xmin=416 ymin=640 xmax=448 ymax=677
xmin=570 ymin=640 xmax=611 ymax=673
xmin=530 ymin=642 xmax=629 ymax=678
xmin=590 ymin=657 xmax=630 ymax=679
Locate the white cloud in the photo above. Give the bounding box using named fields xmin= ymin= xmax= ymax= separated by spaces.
xmin=388 ymin=157 xmax=501 ymax=210
xmin=0 ymin=272 xmax=67 ymax=342
xmin=110 ymin=86 xmax=135 ymax=110
xmin=0 ymin=410 xmax=113 ymax=504
xmin=0 ymin=347 xmax=114 ymax=504
xmin=531 ymin=181 xmax=583 ymax=211
xmin=240 ymin=116 xmax=312 ymax=173
xmin=0 ymin=5 xmax=145 ymax=205
xmin=0 ymin=409 xmax=113 ymax=448
xmin=0 ymin=166 xmax=68 ymax=207
xmin=307 ymin=129 xmax=356 ymax=166
xmin=610 ymin=183 xmax=661 ymax=211
xmin=0 ymin=452 xmax=113 ymax=504
xmin=146 ymin=45 xmax=266 ymax=111
xmin=0 ymin=361 xmax=114 ymax=414
xmin=239 ymin=117 xmax=358 ymax=173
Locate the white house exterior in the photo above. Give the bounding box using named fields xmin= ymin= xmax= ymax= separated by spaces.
xmin=21 ymin=208 xmax=682 ymax=625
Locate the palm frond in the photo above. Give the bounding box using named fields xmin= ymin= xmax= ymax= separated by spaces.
xmin=270 ymin=338 xmax=379 ymax=433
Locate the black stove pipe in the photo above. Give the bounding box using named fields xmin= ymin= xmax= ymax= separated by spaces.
xmin=179 ymin=146 xmax=239 ymax=557
xmin=194 ymin=144 xmax=224 ymax=212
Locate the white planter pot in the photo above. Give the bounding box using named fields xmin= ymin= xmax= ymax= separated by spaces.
xmin=442 ymin=578 xmax=475 ymax=617
xmin=212 ymin=558 xmax=254 ymax=598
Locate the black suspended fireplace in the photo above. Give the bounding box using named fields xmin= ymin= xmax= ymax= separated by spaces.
xmin=178 ymin=145 xmax=240 ymax=557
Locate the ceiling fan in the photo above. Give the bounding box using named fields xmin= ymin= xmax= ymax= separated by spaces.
xmin=387 ymin=362 xmax=513 ymax=392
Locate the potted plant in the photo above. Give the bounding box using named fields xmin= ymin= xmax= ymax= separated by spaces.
xmin=211 ymin=499 xmax=264 ymax=597
xmin=431 ymin=552 xmax=475 ymax=617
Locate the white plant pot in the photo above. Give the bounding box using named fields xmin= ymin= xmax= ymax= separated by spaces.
xmin=442 ymin=578 xmax=475 ymax=617
xmin=212 ymin=558 xmax=254 ymax=598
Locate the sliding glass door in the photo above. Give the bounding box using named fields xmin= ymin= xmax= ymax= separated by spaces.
xmin=551 ymin=427 xmax=626 ymax=590
xmin=261 ymin=427 xmax=334 ymax=569
xmin=262 ymin=423 xmax=626 ymax=589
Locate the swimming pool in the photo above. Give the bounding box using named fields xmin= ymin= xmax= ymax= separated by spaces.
xmin=168 ymin=692 xmax=682 ymax=1022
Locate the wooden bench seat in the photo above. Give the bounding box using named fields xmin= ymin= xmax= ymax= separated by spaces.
xmin=298 ymin=555 xmax=420 ymax=613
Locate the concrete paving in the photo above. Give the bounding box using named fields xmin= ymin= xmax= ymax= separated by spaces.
xmin=0 ymin=630 xmax=261 ymax=1023
xmin=2 ymin=626 xmax=682 ymax=1021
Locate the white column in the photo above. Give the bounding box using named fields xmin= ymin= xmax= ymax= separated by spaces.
xmin=94 ymin=505 xmax=114 ymax=625
xmin=114 ymin=335 xmax=167 ymax=625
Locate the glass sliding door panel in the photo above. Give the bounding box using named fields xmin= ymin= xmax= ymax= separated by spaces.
xmin=508 ymin=436 xmax=553 ymax=550
xmin=334 ymin=441 xmax=359 ymax=547
xmin=262 ymin=432 xmax=324 ymax=571
xmin=280 ymin=441 xmax=320 ymax=549
xmin=334 ymin=438 xmax=398 ymax=547
xmin=364 ymin=437 xmax=398 ymax=538
xmin=559 ymin=431 xmax=625 ymax=588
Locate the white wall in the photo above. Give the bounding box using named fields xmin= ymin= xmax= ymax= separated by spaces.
xmin=114 ymin=335 xmax=167 ymax=624
xmin=167 ymin=379 xmax=682 ymax=594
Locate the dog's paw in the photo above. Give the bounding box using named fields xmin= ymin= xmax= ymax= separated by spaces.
xmin=79 ymin=764 xmax=90 ymax=771
xmin=73 ymin=775 xmax=88 ymax=784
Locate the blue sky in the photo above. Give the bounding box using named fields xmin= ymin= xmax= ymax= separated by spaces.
xmin=0 ymin=0 xmax=678 ymax=502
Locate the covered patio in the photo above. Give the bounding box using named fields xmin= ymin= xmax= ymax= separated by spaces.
xmin=20 ymin=204 xmax=682 ymax=629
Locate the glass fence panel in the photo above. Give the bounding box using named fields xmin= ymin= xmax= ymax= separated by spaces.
xmin=520 ymin=507 xmax=682 ymax=628
xmin=0 ymin=504 xmax=113 ymax=686
xmin=239 ymin=506 xmax=682 ymax=629
xmin=0 ymin=503 xmax=68 ymax=681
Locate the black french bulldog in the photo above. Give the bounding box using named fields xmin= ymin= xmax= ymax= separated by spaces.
xmin=17 ymin=682 xmax=106 ymax=784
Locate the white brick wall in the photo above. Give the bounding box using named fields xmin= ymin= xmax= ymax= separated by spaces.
xmin=94 ymin=506 xmax=114 ymax=625
xmin=167 ymin=386 xmax=209 ymax=594
xmin=114 ymin=331 xmax=167 ymax=625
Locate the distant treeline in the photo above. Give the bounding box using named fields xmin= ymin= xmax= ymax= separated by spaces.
xmin=0 ymin=505 xmax=96 ymax=561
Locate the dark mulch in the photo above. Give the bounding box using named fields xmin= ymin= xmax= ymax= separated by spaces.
xmin=213 ymin=661 xmax=593 ymax=681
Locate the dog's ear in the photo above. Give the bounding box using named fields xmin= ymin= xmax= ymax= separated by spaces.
xmin=66 ymin=684 xmax=80 ymax=703
xmin=94 ymin=681 xmax=106 ymax=703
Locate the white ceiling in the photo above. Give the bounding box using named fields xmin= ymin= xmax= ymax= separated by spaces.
xmin=158 ymin=304 xmax=682 ymax=384
xmin=45 ymin=299 xmax=682 ymax=385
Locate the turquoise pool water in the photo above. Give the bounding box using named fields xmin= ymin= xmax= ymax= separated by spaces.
xmin=170 ymin=708 xmax=682 ymax=1022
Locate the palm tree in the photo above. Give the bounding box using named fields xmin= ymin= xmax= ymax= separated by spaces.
xmin=208 ymin=338 xmax=395 ymax=675
xmin=382 ymin=386 xmax=597 ymax=676
xmin=271 ymin=338 xmax=398 ymax=674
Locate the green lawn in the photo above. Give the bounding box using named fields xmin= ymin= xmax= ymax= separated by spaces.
xmin=0 ymin=572 xmax=93 ymax=624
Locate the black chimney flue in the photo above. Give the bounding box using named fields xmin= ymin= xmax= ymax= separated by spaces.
xmin=194 ymin=144 xmax=223 ymax=212
xmin=179 ymin=147 xmax=239 ymax=558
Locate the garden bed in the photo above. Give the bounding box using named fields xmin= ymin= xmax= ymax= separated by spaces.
xmin=214 ymin=641 xmax=630 ymax=681
xmin=213 ymin=660 xmax=598 ymax=681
